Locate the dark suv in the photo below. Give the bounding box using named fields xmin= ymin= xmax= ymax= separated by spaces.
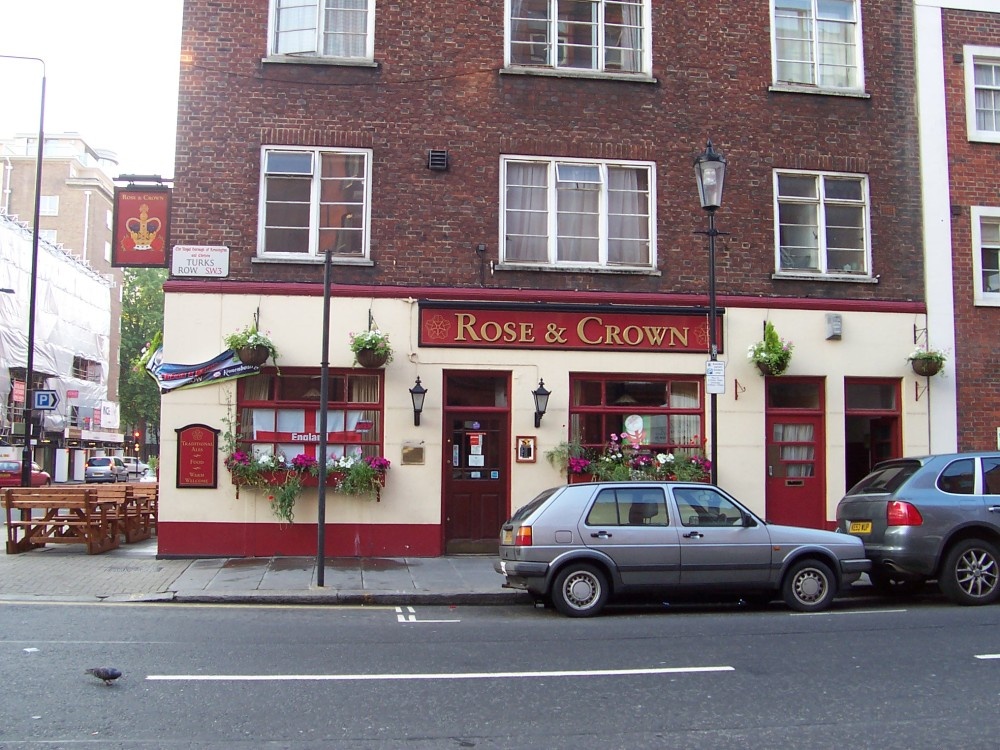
xmin=836 ymin=453 xmax=1000 ymax=605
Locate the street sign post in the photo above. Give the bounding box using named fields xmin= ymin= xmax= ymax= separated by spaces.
xmin=33 ymin=389 xmax=59 ymax=410
xmin=706 ymin=361 xmax=726 ymax=395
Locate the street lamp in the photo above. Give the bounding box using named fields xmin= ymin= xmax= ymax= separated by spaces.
xmin=1 ymin=55 xmax=46 ymax=487
xmin=693 ymin=140 xmax=727 ymax=485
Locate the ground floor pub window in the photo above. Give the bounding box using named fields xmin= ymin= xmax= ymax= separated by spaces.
xmin=569 ymin=374 xmax=704 ymax=456
xmin=236 ymin=369 xmax=383 ymax=463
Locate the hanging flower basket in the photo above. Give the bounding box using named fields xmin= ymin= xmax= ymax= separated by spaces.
xmin=756 ymin=361 xmax=777 ymax=376
xmin=237 ymin=344 xmax=271 ymax=366
xmin=355 ymin=348 xmax=389 ymax=369
xmin=747 ymin=322 xmax=794 ymax=377
xmin=911 ymin=358 xmax=943 ymax=377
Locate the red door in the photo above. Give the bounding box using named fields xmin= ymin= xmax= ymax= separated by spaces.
xmin=765 ymin=414 xmax=826 ymax=528
xmin=442 ymin=373 xmax=510 ymax=554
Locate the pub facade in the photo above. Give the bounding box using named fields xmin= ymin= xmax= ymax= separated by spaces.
xmin=158 ymin=0 xmax=943 ymax=557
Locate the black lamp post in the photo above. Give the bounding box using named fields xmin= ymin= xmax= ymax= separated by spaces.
xmin=693 ymin=140 xmax=727 ymax=485
xmin=1 ymin=55 xmax=46 ymax=488
xmin=409 ymin=377 xmax=427 ymax=426
xmin=532 ymin=379 xmax=550 ymax=429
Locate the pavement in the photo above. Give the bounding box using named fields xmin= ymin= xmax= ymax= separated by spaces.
xmin=0 ymin=533 xmax=527 ymax=606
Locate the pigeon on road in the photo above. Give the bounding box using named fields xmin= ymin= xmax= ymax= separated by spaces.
xmin=86 ymin=667 xmax=122 ymax=686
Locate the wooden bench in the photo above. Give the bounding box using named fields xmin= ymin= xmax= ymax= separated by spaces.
xmin=127 ymin=484 xmax=158 ymax=538
xmin=88 ymin=484 xmax=152 ymax=544
xmin=3 ymin=487 xmax=120 ymax=555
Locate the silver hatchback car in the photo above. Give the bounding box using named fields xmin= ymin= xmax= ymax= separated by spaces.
xmin=836 ymin=452 xmax=1000 ymax=605
xmin=496 ymin=481 xmax=869 ymax=617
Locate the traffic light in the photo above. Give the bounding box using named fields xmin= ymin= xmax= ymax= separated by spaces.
xmin=133 ymin=430 xmax=140 ymax=440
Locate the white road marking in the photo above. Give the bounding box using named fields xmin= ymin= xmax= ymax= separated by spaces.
xmin=395 ymin=605 xmax=460 ymax=624
xmin=791 ymin=609 xmax=907 ymax=616
xmin=974 ymin=654 xmax=1000 ymax=660
xmin=146 ymin=665 xmax=734 ymax=682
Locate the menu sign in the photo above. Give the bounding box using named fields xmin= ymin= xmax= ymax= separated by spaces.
xmin=175 ymin=423 xmax=219 ymax=489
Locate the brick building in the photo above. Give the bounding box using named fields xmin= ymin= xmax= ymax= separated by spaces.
xmin=161 ymin=0 xmax=939 ymax=557
xmin=914 ymin=0 xmax=1000 ymax=452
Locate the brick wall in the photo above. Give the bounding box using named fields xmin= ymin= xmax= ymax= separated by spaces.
xmin=943 ymin=9 xmax=1000 ymax=450
xmin=173 ymin=0 xmax=924 ymax=301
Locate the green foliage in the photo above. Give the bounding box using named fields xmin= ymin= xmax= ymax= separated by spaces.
xmin=119 ymin=268 xmax=167 ymax=444
xmin=349 ymin=329 xmax=393 ymax=363
xmin=224 ymin=323 xmax=278 ymax=360
xmin=747 ymin=321 xmax=794 ymax=376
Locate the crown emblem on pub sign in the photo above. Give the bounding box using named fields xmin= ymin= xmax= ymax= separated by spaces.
xmin=125 ymin=204 xmax=162 ymax=250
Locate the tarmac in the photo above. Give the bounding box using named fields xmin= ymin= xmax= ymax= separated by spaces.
xmin=0 ymin=532 xmax=527 ymax=607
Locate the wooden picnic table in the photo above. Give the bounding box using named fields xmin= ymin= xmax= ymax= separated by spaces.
xmin=2 ymin=483 xmax=159 ymax=555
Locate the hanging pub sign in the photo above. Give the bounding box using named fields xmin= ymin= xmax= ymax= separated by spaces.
xmin=112 ymin=186 xmax=171 ymax=267
xmin=418 ymin=302 xmax=723 ymax=353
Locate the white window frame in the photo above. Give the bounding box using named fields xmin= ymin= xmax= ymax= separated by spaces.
xmin=964 ymin=45 xmax=1000 ymax=144
xmin=770 ymin=0 xmax=865 ymax=94
xmin=257 ymin=145 xmax=373 ymax=261
xmin=38 ymin=228 xmax=57 ymax=244
xmin=39 ymin=195 xmax=59 ymax=216
xmin=772 ymin=169 xmax=872 ymax=279
xmin=972 ymin=206 xmax=1000 ymax=307
xmin=267 ymin=0 xmax=375 ymax=62
xmin=504 ymin=0 xmax=652 ymax=77
xmin=500 ymin=155 xmax=656 ymax=271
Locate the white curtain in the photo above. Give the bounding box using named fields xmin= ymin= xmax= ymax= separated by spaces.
xmin=975 ymin=63 xmax=1000 ymax=131
xmin=324 ymin=0 xmax=369 ymax=58
xmin=606 ymin=166 xmax=648 ymax=265
xmin=613 ymin=1 xmax=642 ymax=73
xmin=505 ymin=162 xmax=549 ymax=262
xmin=774 ymin=423 xmax=815 ymax=477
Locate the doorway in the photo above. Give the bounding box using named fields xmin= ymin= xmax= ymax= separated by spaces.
xmin=844 ymin=379 xmax=901 ymax=491
xmin=764 ymin=378 xmax=826 ymax=528
xmin=442 ymin=373 xmax=510 ymax=554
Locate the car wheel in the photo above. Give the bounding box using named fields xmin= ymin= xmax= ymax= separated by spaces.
xmin=939 ymin=539 xmax=1000 ymax=606
xmin=551 ymin=563 xmax=608 ymax=617
xmin=782 ymin=558 xmax=837 ymax=612
xmin=869 ymin=567 xmax=925 ymax=595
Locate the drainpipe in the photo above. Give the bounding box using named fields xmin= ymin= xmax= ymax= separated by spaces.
xmin=82 ymin=190 xmax=91 ymax=262
xmin=2 ymin=156 xmax=11 ymax=214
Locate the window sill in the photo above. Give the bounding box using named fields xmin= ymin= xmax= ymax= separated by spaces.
xmin=768 ymin=84 xmax=870 ymax=99
xmin=253 ymin=255 xmax=374 ymax=267
xmin=495 ymin=262 xmax=660 ymax=276
xmin=261 ymin=55 xmax=379 ymax=69
xmin=772 ymin=271 xmax=878 ymax=283
xmin=968 ymin=131 xmax=1000 ymax=144
xmin=973 ymin=295 xmax=1000 ymax=307
xmin=501 ymin=66 xmax=656 ymax=84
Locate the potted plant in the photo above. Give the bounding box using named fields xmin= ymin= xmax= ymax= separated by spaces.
xmin=747 ymin=321 xmax=794 ymax=376
xmin=224 ymin=323 xmax=278 ymax=367
xmin=331 ymin=453 xmax=391 ymax=501
xmin=907 ymin=346 xmax=946 ymax=377
xmin=349 ymin=329 xmax=394 ymax=368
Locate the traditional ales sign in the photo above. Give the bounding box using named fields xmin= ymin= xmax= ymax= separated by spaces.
xmin=418 ymin=303 xmax=722 ymax=353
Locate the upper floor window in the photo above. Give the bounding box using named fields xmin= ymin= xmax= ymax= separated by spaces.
xmin=39 ymin=196 xmax=59 ymax=216
xmin=258 ymin=146 xmax=371 ymax=259
xmin=773 ymin=170 xmax=870 ymax=277
xmin=501 ymin=156 xmax=654 ymax=269
xmin=972 ymin=207 xmax=1000 ymax=306
xmin=507 ymin=0 xmax=650 ymax=75
xmin=38 ymin=229 xmax=58 ymax=245
xmin=965 ymin=46 xmax=1000 ymax=143
xmin=772 ymin=0 xmax=862 ymax=91
xmin=268 ymin=0 xmax=374 ymax=61
xmin=72 ymin=356 xmax=103 ymax=383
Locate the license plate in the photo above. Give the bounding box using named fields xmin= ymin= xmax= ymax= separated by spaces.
xmin=849 ymin=521 xmax=872 ymax=534
xmin=501 ymin=529 xmax=513 ymax=545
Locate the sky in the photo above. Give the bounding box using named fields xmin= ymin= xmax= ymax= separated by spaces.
xmin=0 ymin=0 xmax=183 ymax=177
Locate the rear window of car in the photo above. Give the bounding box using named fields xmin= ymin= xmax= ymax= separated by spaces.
xmin=87 ymin=458 xmax=111 ymax=467
xmin=847 ymin=461 xmax=921 ymax=495
xmin=510 ymin=488 xmax=559 ymax=522
xmin=0 ymin=461 xmax=19 ymax=472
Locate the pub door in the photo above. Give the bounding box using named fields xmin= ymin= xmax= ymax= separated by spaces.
xmin=764 ymin=378 xmax=827 ymax=529
xmin=442 ymin=373 xmax=510 ymax=554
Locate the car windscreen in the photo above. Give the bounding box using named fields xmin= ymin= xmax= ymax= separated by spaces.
xmin=0 ymin=461 xmax=19 ymax=472
xmin=509 ymin=487 xmax=559 ymax=522
xmin=88 ymin=458 xmax=111 ymax=467
xmin=846 ymin=461 xmax=921 ymax=495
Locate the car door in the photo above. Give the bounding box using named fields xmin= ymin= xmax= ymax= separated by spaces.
xmin=671 ymin=486 xmax=773 ymax=588
xmin=978 ymin=456 xmax=1000 ymax=528
xmin=579 ymin=486 xmax=680 ymax=587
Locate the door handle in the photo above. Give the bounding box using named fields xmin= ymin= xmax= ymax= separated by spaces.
xmin=989 ymin=506 xmax=1000 ymax=513
xmin=590 ymin=531 xmax=612 ymax=539
xmin=683 ymin=531 xmax=704 ymax=539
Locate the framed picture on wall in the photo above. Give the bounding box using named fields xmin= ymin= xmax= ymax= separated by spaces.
xmin=516 ymin=436 xmax=536 ymax=463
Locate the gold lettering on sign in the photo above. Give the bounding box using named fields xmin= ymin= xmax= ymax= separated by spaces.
xmin=456 ymin=313 xmax=480 ymax=341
